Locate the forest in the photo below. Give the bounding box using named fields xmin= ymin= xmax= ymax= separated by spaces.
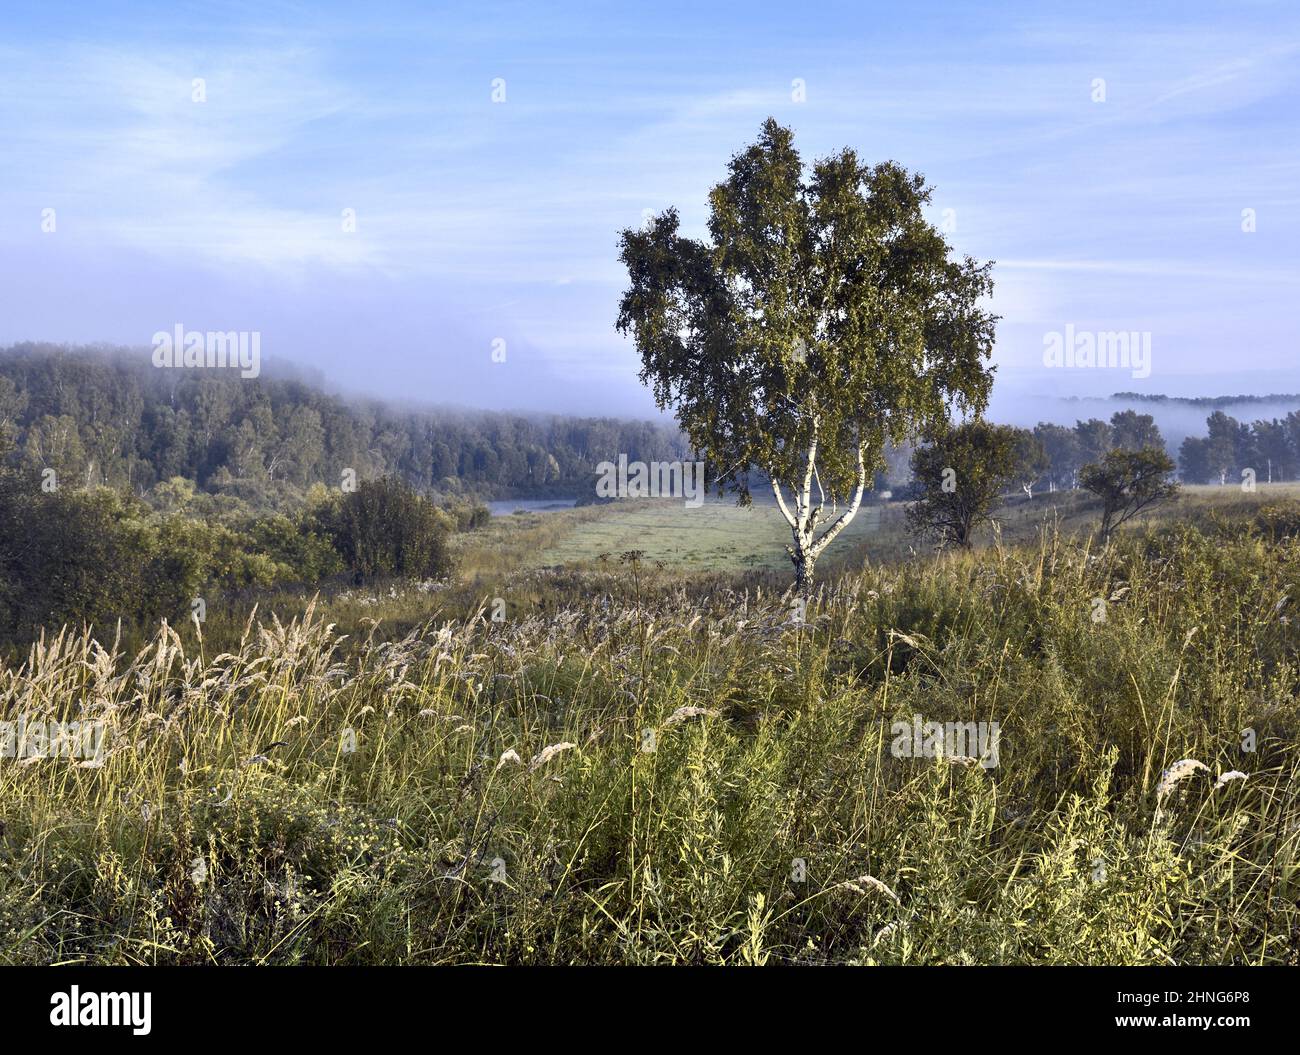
xmin=0 ymin=343 xmax=689 ymax=506
xmin=3 ymin=345 xmax=1295 ymax=515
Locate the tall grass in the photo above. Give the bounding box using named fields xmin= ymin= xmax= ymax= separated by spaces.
xmin=1 ymin=517 xmax=1297 ymax=964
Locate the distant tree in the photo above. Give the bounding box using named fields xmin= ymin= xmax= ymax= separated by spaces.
xmin=22 ymin=413 xmax=89 ymax=486
xmin=275 ymin=405 xmax=326 ymax=483
xmin=1284 ymin=411 xmax=1300 ymax=480
xmin=1234 ymin=420 xmax=1261 ymax=483
xmin=617 ymin=119 xmax=997 ymax=590
xmin=1079 ymin=447 xmax=1179 ymax=544
xmin=1109 ymin=409 xmax=1164 ymax=452
xmin=1250 ymin=418 xmax=1294 ymax=483
xmin=152 ymin=476 xmax=197 ymax=513
xmin=1009 ymin=428 xmax=1049 ymax=497
xmin=229 ymin=417 xmax=267 ymax=479
xmin=1205 ymin=411 xmax=1243 ymax=486
xmin=0 ymin=375 xmax=26 ymax=433
xmin=1074 ymin=418 xmax=1114 ymax=465
xmin=906 ymin=421 xmax=1022 ymax=548
xmin=1178 ymin=436 xmax=1212 ymax=484
xmin=1033 ymin=423 xmax=1083 ymax=491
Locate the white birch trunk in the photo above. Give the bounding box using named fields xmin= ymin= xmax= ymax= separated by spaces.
xmin=772 ymin=431 xmax=868 ymax=593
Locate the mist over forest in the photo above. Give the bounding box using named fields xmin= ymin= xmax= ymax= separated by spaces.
xmin=6 ymin=342 xmax=1295 ymax=506
xmin=993 ymin=390 xmax=1300 ymax=455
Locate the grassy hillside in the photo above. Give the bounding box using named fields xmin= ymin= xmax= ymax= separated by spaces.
xmin=2 ymin=497 xmax=1298 ymax=964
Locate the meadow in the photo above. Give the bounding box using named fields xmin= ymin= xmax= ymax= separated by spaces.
xmin=533 ymin=496 xmax=887 ymax=571
xmin=462 ymin=481 xmax=1300 ymax=577
xmin=2 ymin=484 xmax=1298 ymax=964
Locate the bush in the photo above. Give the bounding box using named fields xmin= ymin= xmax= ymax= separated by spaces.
xmin=315 ymin=476 xmax=453 ymax=584
xmin=445 ymin=500 xmax=491 ymax=532
xmin=1253 ymin=502 xmax=1300 ymax=541
xmin=0 ymin=436 xmax=346 ymax=646
xmin=906 ymin=421 xmax=1026 ymax=547
xmin=1079 ymin=447 xmax=1178 ymax=543
xmin=0 ymin=480 xmax=205 ymax=642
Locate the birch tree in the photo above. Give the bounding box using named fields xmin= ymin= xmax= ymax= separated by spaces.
xmin=616 ymin=119 xmax=997 ymax=590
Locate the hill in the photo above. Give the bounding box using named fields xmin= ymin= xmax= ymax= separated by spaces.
xmin=0 ymin=343 xmax=687 ymax=508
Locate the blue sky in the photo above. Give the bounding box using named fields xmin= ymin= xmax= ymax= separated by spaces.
xmin=1 ymin=0 xmax=1297 ymax=417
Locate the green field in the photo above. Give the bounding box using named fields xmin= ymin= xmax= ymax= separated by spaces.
xmin=530 ymin=497 xmax=889 ymax=570
xmin=465 ymin=482 xmax=1300 ymax=582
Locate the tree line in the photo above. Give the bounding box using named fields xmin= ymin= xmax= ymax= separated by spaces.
xmin=0 ymin=344 xmax=688 ymax=508
xmin=1177 ymin=410 xmax=1300 ymax=485
xmin=979 ymin=409 xmax=1300 ymax=492
xmin=906 ymin=418 xmax=1177 ymax=548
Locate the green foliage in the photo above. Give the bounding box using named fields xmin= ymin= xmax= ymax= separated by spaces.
xmin=1179 ymin=434 xmax=1212 ymax=485
xmin=247 ymin=514 xmax=344 ymax=584
xmin=442 ymin=499 xmax=491 ymax=532
xmin=314 ymin=476 xmax=452 ymax=584
xmin=1109 ymin=409 xmax=1163 ymax=452
xmin=1080 ymin=447 xmax=1179 ymax=543
xmin=1030 ymin=411 xmax=1168 ymax=494
xmin=0 ymin=442 xmax=345 ymax=647
xmin=1033 ymin=422 xmax=1084 ymax=491
xmin=905 ymin=420 xmax=1026 ymax=547
xmin=0 ymin=449 xmax=202 ymax=640
xmin=1178 ymin=409 xmax=1299 ymax=486
xmin=1009 ymin=427 xmax=1049 ymax=495
xmin=1252 ymin=501 xmax=1300 ymax=541
xmin=617 ymin=119 xmax=997 ymax=585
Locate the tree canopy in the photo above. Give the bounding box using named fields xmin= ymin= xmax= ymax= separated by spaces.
xmin=1080 ymin=447 xmax=1179 ymax=543
xmin=905 ymin=421 xmax=1034 ymax=547
xmin=617 ymin=119 xmax=998 ymax=588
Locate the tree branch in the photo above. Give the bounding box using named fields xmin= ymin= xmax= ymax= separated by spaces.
xmin=771 ymin=476 xmax=798 ymax=531
xmin=809 ymin=443 xmax=868 ymax=558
